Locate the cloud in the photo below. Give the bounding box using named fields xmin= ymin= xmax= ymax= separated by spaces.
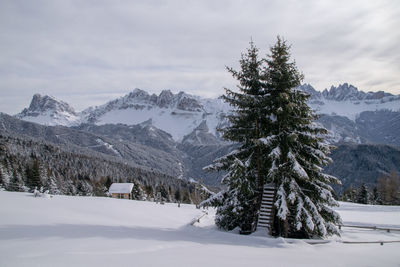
xmin=0 ymin=0 xmax=399 ymax=114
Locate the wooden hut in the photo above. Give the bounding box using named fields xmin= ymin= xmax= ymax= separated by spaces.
xmin=109 ymin=183 xmax=134 ymax=199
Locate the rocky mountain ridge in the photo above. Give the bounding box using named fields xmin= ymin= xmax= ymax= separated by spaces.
xmin=81 ymin=89 xmax=206 ymax=124
xmin=4 ymin=84 xmax=400 ymax=195
xmin=15 ymin=84 xmax=400 ymax=146
xmin=16 ymin=94 xmax=80 ymax=126
xmin=300 ymin=83 xmax=399 ymax=102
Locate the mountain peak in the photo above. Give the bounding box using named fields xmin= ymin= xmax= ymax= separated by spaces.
xmin=157 ymin=90 xmax=174 ymax=108
xmin=297 ymin=84 xmax=322 ymax=100
xmin=321 ymin=83 xmax=396 ymax=101
xmin=127 ymin=88 xmax=150 ymax=99
xmin=21 ymin=94 xmax=76 ymax=116
xmin=16 ymin=93 xmax=78 ymax=126
xmin=298 ymin=83 xmax=397 ymax=103
xmin=322 ymin=83 xmax=360 ymax=101
xmin=181 ymin=120 xmax=220 ymax=146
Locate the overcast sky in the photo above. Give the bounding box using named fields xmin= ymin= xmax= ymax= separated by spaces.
xmin=1 ymin=0 xmax=399 ymax=114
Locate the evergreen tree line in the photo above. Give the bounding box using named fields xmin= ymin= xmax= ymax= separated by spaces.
xmin=0 ymin=133 xmax=210 ymax=204
xmin=341 ymin=170 xmax=400 ymax=205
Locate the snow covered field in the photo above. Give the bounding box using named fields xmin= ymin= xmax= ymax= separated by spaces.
xmin=0 ymin=191 xmax=399 ymax=267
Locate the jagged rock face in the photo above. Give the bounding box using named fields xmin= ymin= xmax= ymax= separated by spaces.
xmin=14 ymin=84 xmax=400 ymax=145
xmin=299 ymin=83 xmax=399 ymax=103
xmin=175 ymin=92 xmax=203 ymax=112
xmin=81 ymin=89 xmax=207 ymax=126
xmin=127 ymin=88 xmax=150 ymax=101
xmin=322 ymin=83 xmax=362 ymax=101
xmin=181 ymin=120 xmax=221 ymax=146
xmin=16 ymin=94 xmax=79 ymax=126
xmin=320 ymin=83 xmax=397 ymax=102
xmin=19 ymin=94 xmax=77 ymax=117
xmin=298 ymin=84 xmax=322 ymax=100
xmin=78 ymin=89 xmax=226 ymax=141
xmin=91 ymin=89 xmax=204 ymax=112
xmin=157 ymin=90 xmax=174 ymax=108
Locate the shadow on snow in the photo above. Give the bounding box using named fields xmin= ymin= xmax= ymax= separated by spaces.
xmin=0 ymin=223 xmax=286 ymax=248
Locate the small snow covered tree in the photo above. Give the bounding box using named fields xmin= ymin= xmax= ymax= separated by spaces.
xmin=371 ymin=186 xmax=381 ymax=205
xmin=132 ymin=181 xmax=145 ymax=200
xmin=8 ymin=170 xmax=25 ymax=192
xmin=0 ymin=164 xmax=11 ymax=188
xmin=26 ymin=159 xmax=42 ymax=190
xmin=357 ymin=183 xmax=370 ymax=204
xmin=341 ymin=187 xmax=358 ymax=202
xmin=44 ymin=174 xmax=60 ymax=195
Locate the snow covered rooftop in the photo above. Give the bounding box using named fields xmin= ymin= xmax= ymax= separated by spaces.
xmin=108 ymin=183 xmax=134 ymax=194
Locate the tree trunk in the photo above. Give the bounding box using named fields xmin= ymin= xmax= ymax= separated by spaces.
xmin=255 ymin=118 xmax=264 ymax=231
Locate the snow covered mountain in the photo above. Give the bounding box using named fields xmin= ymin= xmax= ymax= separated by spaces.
xmin=15 ymin=84 xmax=400 ymax=145
xmin=80 ymin=89 xmax=229 ymax=141
xmin=15 ymin=90 xmax=230 ymax=141
xmin=296 ymin=84 xmax=400 ymax=145
xmin=5 ymin=85 xmax=400 ymax=191
xmin=299 ymin=83 xmax=400 ymax=121
xmin=16 ymin=94 xmax=80 ymax=126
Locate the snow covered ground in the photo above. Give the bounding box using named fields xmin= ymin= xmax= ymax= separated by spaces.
xmin=0 ymin=191 xmax=399 ymax=267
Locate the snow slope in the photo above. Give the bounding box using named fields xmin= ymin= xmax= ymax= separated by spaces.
xmin=310 ymin=99 xmax=400 ymax=121
xmin=17 ymin=110 xmax=81 ymax=126
xmin=88 ymin=93 xmax=230 ymax=141
xmin=300 ymin=83 xmax=400 ymax=121
xmin=1 ymin=191 xmax=399 ymax=267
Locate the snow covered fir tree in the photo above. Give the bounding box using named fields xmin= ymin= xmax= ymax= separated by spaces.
xmin=204 ymin=37 xmax=342 ymax=238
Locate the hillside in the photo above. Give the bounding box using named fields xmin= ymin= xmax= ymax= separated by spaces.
xmin=326 ymin=144 xmax=400 ymax=192
xmin=0 ymin=113 xmax=232 ymax=186
xmin=2 ymin=112 xmax=400 ymax=194
xmin=0 ymin=117 xmax=211 ymax=203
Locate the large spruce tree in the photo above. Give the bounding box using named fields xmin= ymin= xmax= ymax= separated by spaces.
xmin=264 ymin=37 xmax=341 ymax=238
xmin=206 ymin=37 xmax=341 ymax=238
xmin=205 ymin=41 xmax=270 ymax=233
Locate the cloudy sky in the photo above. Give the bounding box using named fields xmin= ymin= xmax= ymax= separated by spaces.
xmin=0 ymin=0 xmax=399 ymax=114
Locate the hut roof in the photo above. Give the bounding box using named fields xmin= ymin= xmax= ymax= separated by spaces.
xmin=109 ymin=183 xmax=134 ymax=194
